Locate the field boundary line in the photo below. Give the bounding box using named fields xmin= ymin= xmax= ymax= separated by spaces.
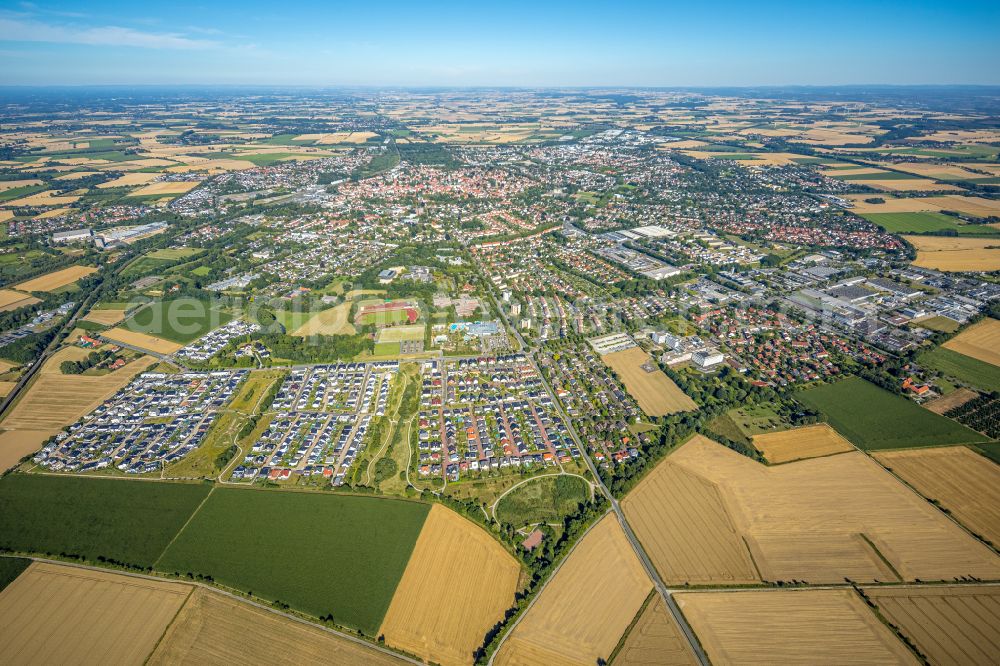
xmin=858 ymin=533 xmax=903 ymax=582
xmin=152 ymin=486 xmax=215 ymax=569
xmin=145 ymin=585 xmax=195 ymax=664
xmin=606 ymin=588 xmax=656 ymax=664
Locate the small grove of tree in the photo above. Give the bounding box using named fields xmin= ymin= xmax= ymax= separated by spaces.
xmin=60 ymin=349 xmax=116 ymax=375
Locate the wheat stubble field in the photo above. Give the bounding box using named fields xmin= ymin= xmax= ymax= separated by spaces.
xmin=495 ymin=514 xmax=652 ymax=666
xmin=378 ymin=505 xmax=520 ymax=666
xmin=601 ymin=347 xmax=696 ymax=416
xmin=875 ymin=446 xmax=1000 ymax=547
xmin=0 ymin=562 xmax=191 ymax=665
xmin=943 ymin=318 xmax=1000 ymax=367
xmin=675 ymin=589 xmax=917 ymax=665
xmin=753 ymin=423 xmax=855 ymax=464
xmin=629 ymin=435 xmax=1000 ymax=585
xmin=613 ymin=595 xmax=697 ymax=666
xmin=621 ymin=438 xmax=759 ymax=585
xmin=864 ymin=585 xmax=1000 ymax=665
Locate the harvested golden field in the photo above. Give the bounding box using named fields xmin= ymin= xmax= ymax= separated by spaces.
xmin=876 ymin=161 xmax=991 ymax=180
xmin=35 ymin=206 xmax=73 ymax=219
xmin=904 ymin=235 xmax=1000 ymax=272
xmin=613 ymin=595 xmax=697 ymax=666
xmin=0 ymin=430 xmax=51 ymax=473
xmin=82 ymin=307 xmax=127 ymax=326
xmin=130 ymin=180 xmax=200 ymax=196
xmin=0 ymin=210 xmax=11 ymax=223
xmin=0 ymin=563 xmax=192 ymax=665
xmin=379 ymin=505 xmax=520 ymax=666
xmin=3 ymin=353 xmax=155 ymax=432
xmin=676 ymin=589 xmax=916 ymax=665
xmin=0 ymin=289 xmax=40 ymax=312
xmin=922 ymin=195 xmax=1000 ymax=217
xmin=495 ymin=515 xmax=652 ymax=666
xmin=295 ymin=131 xmax=379 ymax=144
xmin=666 ymin=436 xmax=1000 ymax=583
xmin=601 ymin=347 xmax=696 ymax=416
xmin=0 ymin=380 xmax=16 ymax=397
xmin=97 ymin=172 xmax=158 ymax=188
xmin=845 ymin=194 xmax=941 ymax=213
xmin=875 ymin=446 xmax=1000 ymax=547
xmin=292 ymin=302 xmax=355 ymax=336
xmin=753 ymin=423 xmax=855 ymax=464
xmin=149 ymin=587 xmax=406 ymax=666
xmin=14 ymin=265 xmax=97 ymax=292
xmin=55 ymin=171 xmax=100 ymax=180
xmin=621 ymin=441 xmax=758 ymax=585
xmin=0 ymin=190 xmax=81 ymax=207
xmin=0 ymin=178 xmax=42 ymax=190
xmin=864 ymin=585 xmax=1000 ymax=666
xmin=855 ymin=178 xmax=961 ymax=192
xmin=943 ymin=318 xmax=1000 ymax=367
xmin=164 ymin=159 xmax=257 ymax=173
xmin=924 ymin=387 xmax=979 ymax=414
xmin=657 ymin=139 xmax=708 ymax=149
xmin=102 ymin=327 xmax=184 ymax=354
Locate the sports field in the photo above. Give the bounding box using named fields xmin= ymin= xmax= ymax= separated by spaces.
xmin=14 ymin=265 xmax=96 ymax=292
xmin=665 ymin=436 xmax=1000 ymax=583
xmin=621 ymin=441 xmax=759 ymax=585
xmin=0 ymin=563 xmax=192 ymax=665
xmin=601 ymin=347 xmax=696 ymax=416
xmin=124 ymin=298 xmax=234 ymax=344
xmin=795 ymin=376 xmax=987 ymax=449
xmin=612 ymin=595 xmax=697 ymax=666
xmin=943 ymin=318 xmax=1000 ymax=367
xmin=156 ymin=488 xmax=430 ymax=635
xmin=863 ymin=585 xmax=1000 ymax=665
xmin=875 ymin=446 xmax=1000 ymax=547
xmin=379 ymin=505 xmax=520 ymax=666
xmin=675 ymin=589 xmax=916 ymax=665
xmin=149 ymin=587 xmax=407 ymax=665
xmin=920 ymin=346 xmax=1000 ymax=393
xmin=495 ymin=514 xmax=652 ymax=666
xmin=753 ymin=423 xmax=854 ymax=464
xmin=0 ymin=474 xmax=212 ymax=567
xmin=376 ymin=324 xmax=425 ymax=343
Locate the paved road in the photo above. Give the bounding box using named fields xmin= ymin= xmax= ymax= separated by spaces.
xmin=479 ymin=265 xmax=709 ymax=665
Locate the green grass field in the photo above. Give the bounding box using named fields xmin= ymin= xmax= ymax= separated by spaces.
xmin=911 ymin=316 xmax=961 ymax=333
xmin=796 ymin=376 xmax=988 ymax=450
xmin=156 ymin=488 xmax=430 ymax=635
xmin=146 ymin=248 xmax=203 ymax=260
xmin=0 ymin=557 xmax=30 ymax=593
xmin=832 ymin=171 xmax=922 ymax=181
xmin=494 ymin=475 xmax=588 ymax=528
xmin=861 ymin=212 xmax=1000 ymax=236
xmin=973 ymin=443 xmax=1000 ymax=466
xmin=920 ymin=346 xmax=1000 ymax=393
xmin=125 ymin=298 xmax=234 ymax=343
xmin=373 ymin=342 xmax=400 ymax=355
xmin=0 ymin=475 xmax=211 ymax=568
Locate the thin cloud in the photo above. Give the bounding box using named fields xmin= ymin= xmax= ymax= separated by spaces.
xmin=0 ymin=17 xmax=219 ymax=49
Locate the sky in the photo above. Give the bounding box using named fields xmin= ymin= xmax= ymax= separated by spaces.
xmin=0 ymin=0 xmax=998 ymax=87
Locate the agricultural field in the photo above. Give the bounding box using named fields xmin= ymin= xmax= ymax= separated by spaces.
xmin=0 ymin=288 xmax=40 ymax=312
xmin=675 ymin=589 xmax=916 ymax=665
xmin=943 ymin=318 xmax=1000 ymax=367
xmin=0 ymin=557 xmax=29 ymax=593
xmin=148 ymin=587 xmax=408 ymax=665
xmin=0 ymin=474 xmax=211 ymax=567
xmin=920 ymin=346 xmax=1000 ymax=393
xmin=753 ymin=423 xmax=855 ymax=464
xmin=0 ymin=430 xmax=53 ymax=473
xmin=923 ymin=386 xmax=979 ymax=414
xmin=124 ymin=298 xmax=234 ymax=344
xmin=875 ymin=446 xmax=1000 ymax=547
xmin=130 ymin=180 xmax=201 ymax=196
xmin=600 ymin=347 xmax=696 ymax=416
xmin=495 ymin=514 xmax=652 ymax=666
xmin=904 ymin=235 xmax=1000 ymax=272
xmin=863 ymin=585 xmax=1000 ymax=666
xmin=156 ymin=488 xmax=429 ymax=635
xmin=1 ymin=351 xmax=155 ymax=434
xmin=100 ymin=327 xmax=183 ymax=354
xmin=621 ymin=440 xmax=759 ymax=585
xmin=81 ymin=306 xmax=127 ymax=326
xmin=494 ymin=474 xmax=590 ymax=528
xmin=611 ymin=594 xmax=697 ymax=666
xmin=862 ymin=211 xmax=999 ymax=235
xmin=0 ymin=563 xmax=192 ymax=665
xmin=379 ymin=505 xmax=521 ymax=666
xmin=13 ymin=265 xmax=96 ymax=292
xmin=291 ymin=301 xmax=355 ymax=336
xmin=795 ymin=376 xmax=988 ymax=449
xmin=663 ymin=435 xmax=1000 ymax=583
